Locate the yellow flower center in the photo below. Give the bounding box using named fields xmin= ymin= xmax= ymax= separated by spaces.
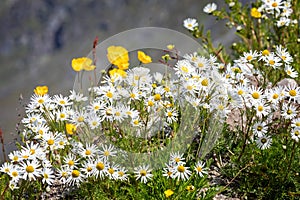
xmin=257 ymin=126 xmax=262 ymax=131
xmin=261 ymin=138 xmax=267 ymax=144
xmin=104 ymin=151 xmax=110 ymax=157
xmin=198 ymin=62 xmax=204 ymax=67
xmin=295 ymin=131 xmax=299 ymax=136
xmin=130 ymin=93 xmax=136 ymax=98
xmin=85 ymin=150 xmax=91 ymax=155
xmin=181 ymin=66 xmax=189 ymax=73
xmin=115 ymin=111 xmax=121 ymax=117
xmin=187 ymin=85 xmax=193 ymax=91
xmin=26 ymin=165 xmax=34 ymax=173
xmin=118 ymin=171 xmax=124 ymax=176
xmin=154 ymin=94 xmax=161 ymax=101
xmin=140 ymin=169 xmax=147 ymax=176
xmin=272 ymin=94 xmax=279 ymax=99
xmin=72 ymin=170 xmax=80 ymax=178
xmin=13 ymin=156 xmax=19 ymax=161
xmin=12 ymin=171 xmax=18 ymax=177
xmin=196 ymin=166 xmax=202 ymax=172
xmin=287 ymin=109 xmax=293 ymax=115
xmin=29 ymin=149 xmax=35 ymax=155
xmin=47 ymin=139 xmax=54 ymax=145
xmin=262 ymin=50 xmax=270 ymax=56
xmin=167 ymin=112 xmax=173 ymax=117
xmin=62 ymin=172 xmax=68 ymax=177
xmin=237 ymin=90 xmax=244 ymax=95
xmin=289 ymin=90 xmax=297 ymax=97
xmin=108 ymin=168 xmax=114 ymax=174
xmin=246 ymin=55 xmax=253 ymax=61
xmin=87 ymin=166 xmax=93 ymax=172
xmin=252 ymin=92 xmax=260 ymax=99
xmin=133 ymin=119 xmax=139 ymax=125
xmin=59 ymin=100 xmax=66 ymax=105
xmin=38 ymin=130 xmax=44 ymax=135
xmin=201 ymin=79 xmax=209 ymax=86
xmin=167 ymin=171 xmax=172 ymax=176
xmin=148 ymin=100 xmax=154 ymax=107
xmin=94 ymin=105 xmax=100 ymax=110
xmin=78 ymin=116 xmax=85 ymax=122
xmin=258 ymin=105 xmax=264 ymax=112
xmin=281 ymin=56 xmax=286 ymax=60
xmin=295 ymin=122 xmax=300 ymax=127
xmin=269 ymin=60 xmax=275 ymax=65
xmin=177 ymin=165 xmax=185 ymax=173
xmin=164 ymin=87 xmax=170 ymax=92
xmin=272 ymin=2 xmax=278 ymax=7
xmin=106 ymin=91 xmax=113 ymax=98
xmin=68 ymin=160 xmax=74 ymax=166
xmin=60 ymin=113 xmax=66 ymax=118
xmin=44 ymin=173 xmax=49 ymax=179
xmin=38 ymin=99 xmax=44 ymax=104
xmin=96 ymin=162 xmax=105 ymax=170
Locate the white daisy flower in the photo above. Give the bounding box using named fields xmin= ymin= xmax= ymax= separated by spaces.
xmin=194 ymin=161 xmax=208 ymax=177
xmin=203 ymin=3 xmax=217 ymax=14
xmin=20 ymin=159 xmax=41 ymax=181
xmin=134 ymin=165 xmax=153 ymax=184
xmin=183 ymin=18 xmax=198 ymax=31
xmin=172 ymin=163 xmax=192 ymax=181
xmin=256 ymin=134 xmax=272 ymax=150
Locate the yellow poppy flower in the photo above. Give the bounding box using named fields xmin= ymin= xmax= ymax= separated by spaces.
xmin=66 ymin=123 xmax=76 ymax=135
xmin=137 ymin=51 xmax=152 ymax=64
xmin=34 ymin=86 xmax=48 ymax=96
xmin=71 ymin=57 xmax=95 ymax=72
xmin=164 ymin=189 xmax=174 ymax=198
xmin=251 ymin=8 xmax=261 ymax=18
xmin=107 ymin=46 xmax=129 ymax=70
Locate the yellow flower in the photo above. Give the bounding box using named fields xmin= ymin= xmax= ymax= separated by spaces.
xmin=164 ymin=189 xmax=174 ymax=198
xmin=34 ymin=86 xmax=48 ymax=96
xmin=71 ymin=57 xmax=96 ymax=72
xmin=107 ymin=46 xmax=129 ymax=70
xmin=167 ymin=44 xmax=175 ymax=50
xmin=66 ymin=123 xmax=76 ymax=135
xmin=137 ymin=51 xmax=152 ymax=64
xmin=109 ymin=68 xmax=127 ymax=78
xmin=186 ymin=185 xmax=195 ymax=191
xmin=251 ymin=8 xmax=261 ymax=18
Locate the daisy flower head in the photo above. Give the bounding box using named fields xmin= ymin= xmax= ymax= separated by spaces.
xmin=99 ymin=144 xmax=117 ymax=161
xmin=194 ymin=161 xmax=208 ymax=177
xmin=82 ymin=159 xmax=95 ymax=177
xmin=66 ymin=169 xmax=85 ymax=186
xmin=263 ymin=52 xmax=282 ymax=69
xmin=276 ymin=45 xmax=293 ymax=64
xmin=247 ymin=86 xmax=265 ymax=106
xmin=9 ymin=166 xmax=22 ymax=182
xmin=56 ymin=166 xmax=70 ymax=184
xmin=281 ymin=103 xmax=297 ymax=120
xmin=42 ymin=167 xmax=55 ymax=185
xmin=106 ymin=163 xmax=120 ymax=180
xmin=291 ymin=128 xmax=300 ymax=142
xmin=0 ymin=162 xmax=13 ymax=174
xmin=291 ymin=118 xmax=300 ymax=129
xmin=169 ymin=152 xmax=185 ymax=165
xmin=20 ymin=159 xmax=41 ymax=181
xmin=255 ymin=103 xmax=270 ymax=118
xmin=52 ymin=94 xmax=72 ymax=107
xmin=69 ymin=90 xmax=88 ymax=102
xmin=183 ymin=18 xmax=198 ymax=31
xmin=266 ymin=87 xmax=283 ymax=105
xmin=116 ymin=167 xmax=128 ymax=181
xmin=285 ymin=65 xmax=298 ymax=78
xmin=163 ymin=164 xmax=175 ymax=179
xmin=203 ymin=3 xmax=217 ymax=14
xmin=63 ymin=153 xmax=79 ymax=169
xmin=92 ymin=158 xmax=108 ymax=179
xmin=174 ymin=60 xmax=194 ymax=77
xmin=252 ymin=121 xmax=268 ymax=137
xmin=80 ymin=143 xmax=99 ymax=158
xmin=172 ymin=163 xmax=192 ymax=181
xmin=284 ymin=84 xmax=300 ymax=103
xmin=134 ymin=165 xmax=153 ymax=184
xmin=256 ymin=134 xmax=272 ymax=150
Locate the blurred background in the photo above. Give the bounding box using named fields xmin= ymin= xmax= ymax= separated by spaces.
xmin=0 ymin=0 xmax=236 ymax=162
